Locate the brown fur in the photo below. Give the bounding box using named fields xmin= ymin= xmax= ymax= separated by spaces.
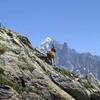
xmin=47 ymin=48 xmax=56 ymax=66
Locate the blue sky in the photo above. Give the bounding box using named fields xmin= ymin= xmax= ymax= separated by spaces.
xmin=0 ymin=0 xmax=100 ymax=55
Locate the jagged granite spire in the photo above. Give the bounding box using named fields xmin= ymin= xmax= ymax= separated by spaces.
xmin=39 ymin=37 xmax=100 ymax=80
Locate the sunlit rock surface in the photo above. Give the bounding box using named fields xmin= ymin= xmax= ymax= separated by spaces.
xmin=0 ymin=27 xmax=100 ymax=100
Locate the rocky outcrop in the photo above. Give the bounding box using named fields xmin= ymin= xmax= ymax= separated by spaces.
xmin=0 ymin=27 xmax=100 ymax=100
xmin=50 ymin=72 xmax=90 ymax=100
xmin=0 ymin=85 xmax=20 ymax=100
xmin=50 ymin=71 xmax=100 ymax=100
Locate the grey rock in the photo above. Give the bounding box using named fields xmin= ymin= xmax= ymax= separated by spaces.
xmin=0 ymin=27 xmax=100 ymax=100
xmin=50 ymin=72 xmax=90 ymax=100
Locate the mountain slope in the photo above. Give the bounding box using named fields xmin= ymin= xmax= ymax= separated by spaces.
xmin=39 ymin=37 xmax=100 ymax=80
xmin=0 ymin=27 xmax=100 ymax=100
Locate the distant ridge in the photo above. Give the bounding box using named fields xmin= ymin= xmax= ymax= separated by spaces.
xmin=39 ymin=37 xmax=100 ymax=80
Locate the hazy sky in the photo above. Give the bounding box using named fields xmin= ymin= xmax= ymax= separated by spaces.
xmin=0 ymin=0 xmax=100 ymax=55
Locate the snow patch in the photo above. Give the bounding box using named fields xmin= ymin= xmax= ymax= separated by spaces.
xmin=41 ymin=37 xmax=53 ymax=45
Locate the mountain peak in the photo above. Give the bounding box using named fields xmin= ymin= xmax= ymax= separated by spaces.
xmin=41 ymin=37 xmax=53 ymax=45
xmin=45 ymin=37 xmax=53 ymax=41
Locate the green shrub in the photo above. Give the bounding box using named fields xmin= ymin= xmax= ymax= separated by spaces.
xmin=0 ymin=75 xmax=13 ymax=87
xmin=83 ymin=82 xmax=93 ymax=90
xmin=28 ymin=67 xmax=35 ymax=73
xmin=0 ymin=74 xmax=25 ymax=94
xmin=25 ymin=86 xmax=33 ymax=93
xmin=54 ymin=67 xmax=75 ymax=78
xmin=0 ymin=44 xmax=6 ymax=55
xmin=14 ymin=84 xmax=25 ymax=94
xmin=0 ymin=67 xmax=4 ymax=75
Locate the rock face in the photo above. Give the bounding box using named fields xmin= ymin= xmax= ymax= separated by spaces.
xmin=39 ymin=37 xmax=100 ymax=80
xmin=0 ymin=27 xmax=100 ymax=100
xmin=0 ymin=85 xmax=20 ymax=100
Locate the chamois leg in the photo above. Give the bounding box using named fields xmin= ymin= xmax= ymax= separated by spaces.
xmin=50 ymin=59 xmax=52 ymax=65
xmin=47 ymin=57 xmax=52 ymax=65
xmin=51 ymin=58 xmax=54 ymax=66
xmin=53 ymin=58 xmax=55 ymax=66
